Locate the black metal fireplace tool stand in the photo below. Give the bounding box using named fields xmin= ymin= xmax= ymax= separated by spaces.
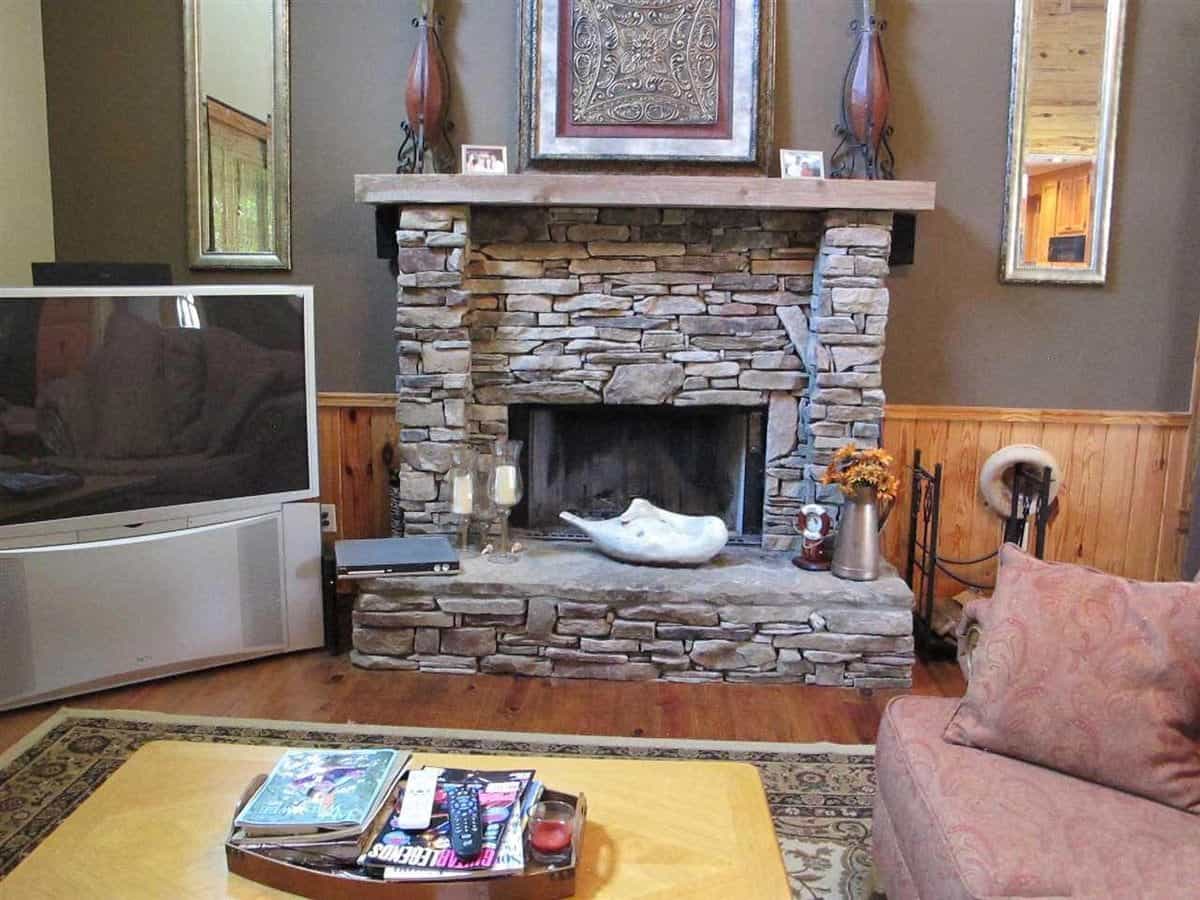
xmin=905 ymin=449 xmax=1054 ymax=657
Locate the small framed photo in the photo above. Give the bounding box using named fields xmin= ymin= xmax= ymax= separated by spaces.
xmin=780 ymin=149 xmax=825 ymax=180
xmin=461 ymin=145 xmax=508 ymax=176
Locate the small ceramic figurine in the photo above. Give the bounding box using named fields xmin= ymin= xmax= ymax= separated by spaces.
xmin=793 ymin=503 xmax=835 ymax=571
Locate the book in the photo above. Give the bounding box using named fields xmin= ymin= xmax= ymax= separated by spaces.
xmin=230 ymin=780 xmax=403 ymax=866
xmin=234 ymin=748 xmax=409 ymax=837
xmin=230 ymin=835 xmax=369 ymax=867
xmin=362 ymin=768 xmax=533 ymax=878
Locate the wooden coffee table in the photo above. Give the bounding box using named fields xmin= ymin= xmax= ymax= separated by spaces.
xmin=0 ymin=741 xmax=790 ymax=898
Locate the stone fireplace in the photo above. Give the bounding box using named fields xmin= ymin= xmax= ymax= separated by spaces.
xmin=352 ymin=174 xmax=934 ymax=686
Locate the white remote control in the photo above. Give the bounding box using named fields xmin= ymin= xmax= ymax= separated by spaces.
xmin=394 ymin=767 xmax=441 ymax=830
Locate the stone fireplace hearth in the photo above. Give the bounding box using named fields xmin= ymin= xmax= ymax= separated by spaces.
xmin=352 ymin=173 xmax=934 ymax=686
xmin=351 ymin=541 xmax=914 ymax=687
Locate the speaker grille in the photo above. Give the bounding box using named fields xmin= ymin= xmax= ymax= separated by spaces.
xmin=237 ymin=518 xmax=284 ymax=648
xmin=0 ymin=558 xmax=35 ymax=700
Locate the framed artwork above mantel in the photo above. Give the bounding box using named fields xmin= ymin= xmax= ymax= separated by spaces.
xmin=518 ymin=0 xmax=776 ymax=172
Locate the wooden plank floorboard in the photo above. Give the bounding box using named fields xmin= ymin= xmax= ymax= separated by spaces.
xmin=0 ymin=651 xmax=965 ymax=754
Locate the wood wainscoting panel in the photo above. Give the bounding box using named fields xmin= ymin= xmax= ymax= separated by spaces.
xmin=881 ymin=405 xmax=1190 ymax=594
xmin=316 ymin=395 xmax=1190 ymax=584
xmin=316 ymin=394 xmax=400 ymax=541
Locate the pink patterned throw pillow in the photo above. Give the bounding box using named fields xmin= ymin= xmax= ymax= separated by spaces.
xmin=945 ymin=544 xmax=1200 ymax=813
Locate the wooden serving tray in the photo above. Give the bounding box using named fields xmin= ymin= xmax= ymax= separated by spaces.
xmin=225 ymin=775 xmax=585 ymax=899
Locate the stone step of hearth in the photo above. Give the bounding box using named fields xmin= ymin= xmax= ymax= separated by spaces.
xmin=351 ymin=540 xmax=914 ymax=687
xmin=358 ymin=541 xmax=911 ymax=613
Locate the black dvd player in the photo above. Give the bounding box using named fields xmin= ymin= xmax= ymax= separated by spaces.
xmin=334 ymin=536 xmax=460 ymax=578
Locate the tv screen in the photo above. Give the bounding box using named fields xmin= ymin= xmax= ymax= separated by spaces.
xmin=0 ymin=287 xmax=315 ymax=532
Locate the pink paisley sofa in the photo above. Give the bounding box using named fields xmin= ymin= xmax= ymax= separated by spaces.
xmin=873 ymin=554 xmax=1200 ymax=897
xmin=873 ymin=694 xmax=1200 ymax=898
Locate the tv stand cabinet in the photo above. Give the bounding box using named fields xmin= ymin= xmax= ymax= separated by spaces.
xmin=0 ymin=503 xmax=323 ymax=711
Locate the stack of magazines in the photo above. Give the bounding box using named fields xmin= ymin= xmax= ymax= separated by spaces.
xmin=360 ymin=767 xmax=544 ymax=881
xmin=229 ymin=747 xmax=410 ymax=866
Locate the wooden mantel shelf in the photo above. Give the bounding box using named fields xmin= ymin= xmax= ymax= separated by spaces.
xmin=354 ymin=173 xmax=936 ymax=212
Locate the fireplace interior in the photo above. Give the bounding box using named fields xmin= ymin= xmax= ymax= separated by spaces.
xmin=509 ymin=405 xmax=766 ymax=541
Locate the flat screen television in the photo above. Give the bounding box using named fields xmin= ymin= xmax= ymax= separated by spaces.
xmin=0 ymin=286 xmax=317 ymax=543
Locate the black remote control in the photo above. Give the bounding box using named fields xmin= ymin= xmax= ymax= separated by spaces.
xmin=447 ymin=786 xmax=483 ymax=859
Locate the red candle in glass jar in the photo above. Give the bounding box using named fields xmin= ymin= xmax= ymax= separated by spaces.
xmin=529 ymin=818 xmax=572 ymax=853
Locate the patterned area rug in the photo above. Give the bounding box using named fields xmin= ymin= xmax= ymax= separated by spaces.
xmin=0 ymin=709 xmax=877 ymax=898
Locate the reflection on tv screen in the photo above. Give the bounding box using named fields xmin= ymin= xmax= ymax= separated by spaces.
xmin=0 ymin=293 xmax=310 ymax=528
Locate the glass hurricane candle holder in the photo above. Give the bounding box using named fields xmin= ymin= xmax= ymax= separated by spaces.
xmin=473 ymin=451 xmax=497 ymax=552
xmin=446 ymin=447 xmax=476 ymax=552
xmin=487 ymin=438 xmax=524 ymax=564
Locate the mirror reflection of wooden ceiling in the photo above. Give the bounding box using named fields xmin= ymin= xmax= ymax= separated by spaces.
xmin=1025 ymin=0 xmax=1107 ymax=158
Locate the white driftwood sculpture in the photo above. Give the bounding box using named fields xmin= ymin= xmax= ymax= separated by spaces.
xmin=559 ymin=499 xmax=729 ymax=566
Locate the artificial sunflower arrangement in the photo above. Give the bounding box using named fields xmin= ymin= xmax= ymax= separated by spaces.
xmin=822 ymin=443 xmax=900 ymax=504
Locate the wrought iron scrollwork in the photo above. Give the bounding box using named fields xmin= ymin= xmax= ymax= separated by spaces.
xmin=905 ymin=449 xmax=1055 ymax=658
xmin=396 ymin=117 xmax=456 ymax=175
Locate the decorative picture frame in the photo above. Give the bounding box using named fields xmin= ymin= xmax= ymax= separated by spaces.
xmin=780 ymin=149 xmax=825 ymax=180
xmin=461 ymin=144 xmax=509 ymax=175
xmin=518 ymin=0 xmax=776 ymax=172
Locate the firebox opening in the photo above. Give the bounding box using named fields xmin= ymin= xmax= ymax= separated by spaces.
xmin=509 ymin=404 xmax=766 ymax=542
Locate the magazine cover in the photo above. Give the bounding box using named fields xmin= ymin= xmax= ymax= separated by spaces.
xmin=235 ymin=748 xmax=401 ymax=833
xmin=495 ymin=779 xmax=542 ymax=870
xmin=364 ymin=768 xmax=533 ymax=875
xmin=381 ymin=778 xmax=544 ymax=881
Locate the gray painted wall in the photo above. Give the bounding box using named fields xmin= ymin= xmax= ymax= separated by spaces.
xmin=0 ymin=0 xmax=55 ymax=286
xmin=40 ymin=0 xmax=1200 ymax=410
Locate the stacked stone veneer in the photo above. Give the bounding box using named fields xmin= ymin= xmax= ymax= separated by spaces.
xmin=391 ymin=203 xmax=894 ymax=550
xmin=351 ymin=545 xmax=914 ymax=688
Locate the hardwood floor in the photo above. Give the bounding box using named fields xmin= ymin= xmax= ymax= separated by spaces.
xmin=0 ymin=651 xmax=965 ymax=755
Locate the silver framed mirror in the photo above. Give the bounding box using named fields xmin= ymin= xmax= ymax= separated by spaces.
xmin=1001 ymin=0 xmax=1127 ymax=285
xmin=184 ymin=0 xmax=291 ymax=269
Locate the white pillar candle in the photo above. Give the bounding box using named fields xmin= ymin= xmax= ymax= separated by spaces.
xmin=493 ymin=464 xmax=519 ymax=506
xmin=451 ymin=472 xmax=474 ymax=514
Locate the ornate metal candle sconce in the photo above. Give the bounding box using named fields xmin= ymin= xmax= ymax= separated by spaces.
xmin=396 ymin=1 xmax=455 ymax=174
xmin=830 ymin=0 xmax=895 ymax=180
